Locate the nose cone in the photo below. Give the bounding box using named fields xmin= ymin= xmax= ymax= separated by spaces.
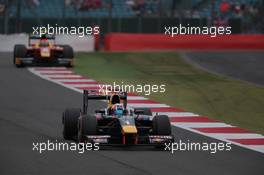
xmin=122 ymin=125 xmax=137 ymax=134
xmin=40 ymin=48 xmax=51 ymax=57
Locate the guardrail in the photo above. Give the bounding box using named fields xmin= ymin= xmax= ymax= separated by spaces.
xmin=105 ymin=33 xmax=264 ymax=51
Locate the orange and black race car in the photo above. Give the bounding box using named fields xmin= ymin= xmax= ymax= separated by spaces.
xmin=13 ymin=34 xmax=74 ymax=67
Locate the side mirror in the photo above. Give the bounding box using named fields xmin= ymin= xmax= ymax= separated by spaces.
xmin=134 ymin=109 xmax=144 ymax=115
xmin=95 ymin=109 xmax=106 ymax=114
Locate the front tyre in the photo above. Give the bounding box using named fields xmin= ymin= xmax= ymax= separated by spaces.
xmin=13 ymin=44 xmax=27 ymax=67
xmin=62 ymin=108 xmax=81 ymax=140
xmin=152 ymin=115 xmax=171 ymax=135
xmin=62 ymin=45 xmax=74 ymax=67
xmin=152 ymin=115 xmax=172 ymax=149
xmin=78 ymin=115 xmax=97 ymax=142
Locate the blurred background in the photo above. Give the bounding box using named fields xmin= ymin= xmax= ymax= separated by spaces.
xmin=1 ymin=2 xmax=264 ymax=170
xmin=0 ymin=0 xmax=263 ymax=35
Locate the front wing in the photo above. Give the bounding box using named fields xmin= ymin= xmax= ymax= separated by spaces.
xmin=16 ymin=56 xmax=73 ymax=66
xmin=84 ymin=135 xmax=174 ymax=146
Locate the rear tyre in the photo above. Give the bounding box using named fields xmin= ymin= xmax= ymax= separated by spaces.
xmin=152 ymin=115 xmax=171 ymax=135
xmin=13 ymin=44 xmax=27 ymax=67
xmin=134 ymin=108 xmax=152 ymax=116
xmin=78 ymin=115 xmax=97 ymax=142
xmin=62 ymin=108 xmax=81 ymax=140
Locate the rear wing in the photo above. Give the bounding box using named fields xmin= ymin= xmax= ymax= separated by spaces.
xmin=82 ymin=90 xmax=127 ymax=114
xmin=29 ymin=34 xmax=55 ymax=40
xmin=28 ymin=34 xmax=56 ymax=46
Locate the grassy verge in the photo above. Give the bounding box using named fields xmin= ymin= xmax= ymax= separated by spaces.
xmin=74 ymin=52 xmax=264 ymax=134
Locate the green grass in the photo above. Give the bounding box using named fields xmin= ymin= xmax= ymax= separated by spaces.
xmin=74 ymin=52 xmax=264 ymax=134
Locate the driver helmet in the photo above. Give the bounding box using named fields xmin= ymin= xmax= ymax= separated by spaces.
xmin=112 ymin=103 xmax=124 ymax=116
xmin=39 ymin=38 xmax=49 ymax=47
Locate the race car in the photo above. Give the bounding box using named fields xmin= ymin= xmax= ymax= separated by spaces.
xmin=13 ymin=34 xmax=74 ymax=67
xmin=62 ymin=90 xmax=174 ymax=147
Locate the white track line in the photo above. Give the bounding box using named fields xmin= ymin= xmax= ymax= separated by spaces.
xmin=43 ymin=75 xmax=83 ymax=78
xmin=56 ymin=79 xmax=96 ymax=82
xmin=35 ymin=67 xmax=67 ymax=70
xmin=69 ymin=84 xmax=101 ymax=87
xmin=38 ymin=70 xmax=73 ymax=74
xmin=173 ymin=124 xmax=264 ymax=153
xmin=207 ymin=133 xmax=264 ymax=139
xmin=154 ymin=112 xmax=199 ymax=117
xmin=172 ymin=122 xmax=232 ymax=128
xmin=249 ymin=146 xmax=264 ymax=153
xmin=28 ymin=68 xmax=83 ymax=94
xmin=127 ymin=96 xmax=148 ymax=100
xmin=47 ymin=75 xmax=82 ymax=79
xmin=128 ymin=103 xmax=170 ymax=108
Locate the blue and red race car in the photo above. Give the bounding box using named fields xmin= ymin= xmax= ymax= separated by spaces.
xmin=62 ymin=90 xmax=174 ymax=147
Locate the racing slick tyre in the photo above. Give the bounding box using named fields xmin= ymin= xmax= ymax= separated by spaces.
xmin=78 ymin=115 xmax=97 ymax=142
xmin=62 ymin=45 xmax=74 ymax=67
xmin=62 ymin=108 xmax=81 ymax=140
xmin=134 ymin=108 xmax=152 ymax=116
xmin=13 ymin=44 xmax=27 ymax=67
xmin=152 ymin=115 xmax=171 ymax=135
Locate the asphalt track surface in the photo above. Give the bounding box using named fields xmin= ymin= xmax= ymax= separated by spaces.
xmin=185 ymin=51 xmax=264 ymax=87
xmin=0 ymin=52 xmax=263 ymax=175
